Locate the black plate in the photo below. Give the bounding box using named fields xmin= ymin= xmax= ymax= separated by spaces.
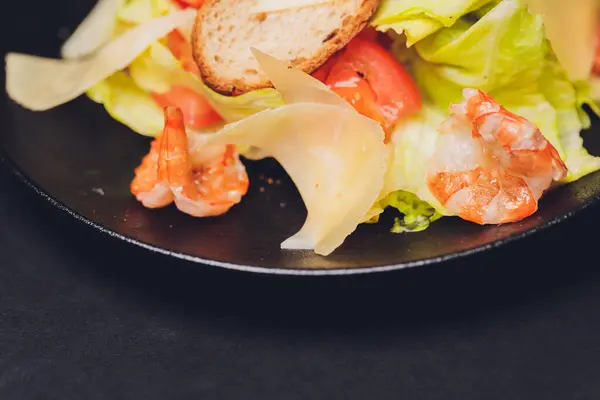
xmin=3 ymin=0 xmax=600 ymax=275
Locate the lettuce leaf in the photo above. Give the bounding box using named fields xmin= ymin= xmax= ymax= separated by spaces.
xmin=539 ymin=59 xmax=600 ymax=181
xmin=371 ymin=0 xmax=493 ymax=46
xmin=412 ymin=0 xmax=545 ymax=103
xmin=409 ymin=0 xmax=600 ymax=181
xmin=87 ymin=71 xmax=165 ymax=136
xmin=386 ymin=191 xmax=442 ymax=233
xmin=366 ymin=189 xmax=443 ymax=233
xmin=383 ymin=103 xmax=445 ymax=209
xmin=363 ymin=102 xmax=447 ymax=229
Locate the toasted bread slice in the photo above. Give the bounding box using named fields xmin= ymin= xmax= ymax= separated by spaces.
xmin=192 ymin=0 xmax=381 ymax=96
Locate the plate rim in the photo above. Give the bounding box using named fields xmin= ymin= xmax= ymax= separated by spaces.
xmin=3 ymin=146 xmax=599 ymax=276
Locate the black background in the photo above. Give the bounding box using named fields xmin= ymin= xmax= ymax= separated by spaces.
xmin=3 ymin=1 xmax=600 ymax=399
xmin=2 ymin=159 xmax=600 ymax=400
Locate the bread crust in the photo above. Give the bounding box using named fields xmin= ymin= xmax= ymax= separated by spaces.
xmin=192 ymin=0 xmax=381 ymax=96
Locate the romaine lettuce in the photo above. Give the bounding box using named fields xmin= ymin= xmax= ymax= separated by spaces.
xmin=386 ymin=191 xmax=442 ymax=233
xmin=363 ymin=102 xmax=447 ymax=228
xmin=87 ymin=71 xmax=165 ymax=136
xmin=408 ymin=0 xmax=600 ymax=181
xmin=371 ymin=0 xmax=493 ymax=46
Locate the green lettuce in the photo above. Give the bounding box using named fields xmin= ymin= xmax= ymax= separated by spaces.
xmin=371 ymin=0 xmax=493 ymax=46
xmin=388 ymin=191 xmax=442 ymax=233
xmin=87 ymin=71 xmax=165 ymax=136
xmin=368 ymin=190 xmax=443 ymax=233
xmin=409 ymin=0 xmax=600 ymax=181
xmin=539 ymin=59 xmax=600 ymax=181
xmin=412 ymin=0 xmax=545 ymax=105
xmin=363 ymin=102 xmax=448 ymax=229
xmin=383 ymin=103 xmax=446 ymax=210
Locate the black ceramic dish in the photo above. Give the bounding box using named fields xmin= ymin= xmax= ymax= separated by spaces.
xmin=3 ymin=0 xmax=600 ymax=275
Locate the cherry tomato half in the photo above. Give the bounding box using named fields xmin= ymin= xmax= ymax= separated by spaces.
xmin=152 ymin=86 xmax=223 ymax=128
xmin=325 ymin=38 xmax=422 ymax=136
xmin=356 ymin=26 xmax=379 ymax=42
xmin=312 ymin=27 xmax=378 ymax=82
xmin=328 ymin=70 xmax=386 ymax=127
xmin=312 ymin=53 xmax=340 ymax=83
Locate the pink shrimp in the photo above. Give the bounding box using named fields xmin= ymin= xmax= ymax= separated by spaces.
xmin=130 ymin=107 xmax=249 ymax=217
xmin=427 ymin=89 xmax=568 ymax=225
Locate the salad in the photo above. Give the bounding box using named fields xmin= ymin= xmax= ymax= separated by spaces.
xmin=5 ymin=0 xmax=600 ymax=256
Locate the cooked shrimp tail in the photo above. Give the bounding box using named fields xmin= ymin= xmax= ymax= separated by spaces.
xmin=157 ymin=107 xmax=200 ymax=201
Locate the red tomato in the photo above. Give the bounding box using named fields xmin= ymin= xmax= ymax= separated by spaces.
xmin=325 ymin=38 xmax=422 ymax=137
xmin=593 ymin=26 xmax=600 ymax=75
xmin=356 ymin=26 xmax=379 ymax=42
xmin=327 ymin=71 xmax=385 ymax=126
xmin=166 ymin=30 xmax=200 ymax=76
xmin=152 ymin=86 xmax=223 ymax=128
xmin=173 ymin=0 xmax=205 ymax=8
xmin=312 ymin=27 xmax=378 ymax=82
xmin=312 ymin=53 xmax=340 ymax=83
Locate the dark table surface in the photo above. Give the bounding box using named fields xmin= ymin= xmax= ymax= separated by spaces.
xmin=2 ymin=163 xmax=600 ymax=400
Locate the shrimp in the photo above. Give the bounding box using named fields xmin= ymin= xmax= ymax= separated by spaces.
xmin=130 ymin=107 xmax=249 ymax=217
xmin=130 ymin=139 xmax=173 ymax=209
xmin=427 ymin=89 xmax=568 ymax=225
